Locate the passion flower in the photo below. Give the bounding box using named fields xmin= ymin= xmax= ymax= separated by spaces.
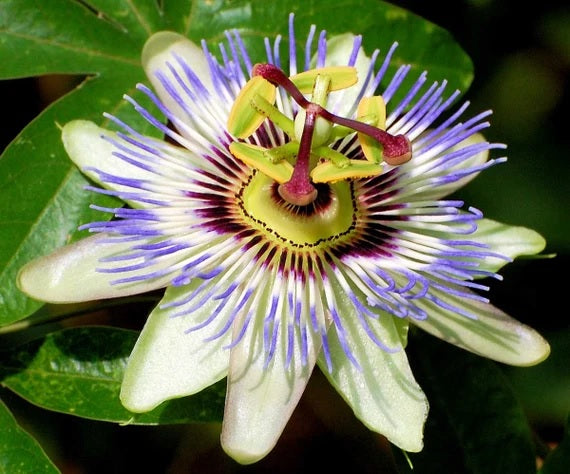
xmin=18 ymin=14 xmax=549 ymax=465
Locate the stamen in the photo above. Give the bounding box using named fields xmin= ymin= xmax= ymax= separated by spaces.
xmin=227 ymin=75 xmax=276 ymax=138
xmin=229 ymin=62 xmax=414 ymax=204
xmin=252 ymin=63 xmax=413 ymax=165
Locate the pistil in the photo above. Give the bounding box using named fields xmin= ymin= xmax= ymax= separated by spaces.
xmin=278 ymin=105 xmax=318 ymax=206
xmin=319 ymin=110 xmax=412 ymax=165
xmin=252 ymin=63 xmax=311 ymax=109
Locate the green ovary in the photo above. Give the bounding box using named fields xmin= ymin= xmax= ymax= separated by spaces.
xmin=241 ymin=173 xmax=355 ymax=246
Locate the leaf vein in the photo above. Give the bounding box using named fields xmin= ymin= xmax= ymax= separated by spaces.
xmin=125 ymin=0 xmax=153 ymax=36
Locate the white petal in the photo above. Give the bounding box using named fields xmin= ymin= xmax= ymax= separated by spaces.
xmin=120 ymin=284 xmax=230 ymax=412
xmin=413 ymin=288 xmax=550 ymax=366
xmin=220 ymin=314 xmax=319 ymax=464
xmin=471 ymin=219 xmax=546 ymax=274
xmin=63 ymin=120 xmax=190 ymax=209
xmin=142 ymin=32 xmax=214 ymax=120
xmin=410 ymin=133 xmax=492 ymax=201
xmin=18 ymin=234 xmax=170 ymax=303
xmin=321 ymin=33 xmax=372 ymax=117
xmin=63 ymin=120 xmax=152 ymax=182
xmin=319 ymin=305 xmax=428 ymax=452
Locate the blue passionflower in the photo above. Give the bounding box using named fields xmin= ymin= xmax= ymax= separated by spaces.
xmin=18 ymin=14 xmax=549 ymax=464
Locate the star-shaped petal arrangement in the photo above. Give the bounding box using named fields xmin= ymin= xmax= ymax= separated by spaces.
xmin=18 ymin=14 xmax=549 ymax=465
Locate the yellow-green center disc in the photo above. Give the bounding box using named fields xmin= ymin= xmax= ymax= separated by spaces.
xmin=240 ymin=173 xmax=356 ymax=247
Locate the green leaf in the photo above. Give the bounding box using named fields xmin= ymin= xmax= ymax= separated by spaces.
xmin=0 ymin=327 xmax=225 ymax=424
xmin=395 ymin=332 xmax=537 ymax=474
xmin=0 ymin=0 xmax=141 ymax=78
xmin=0 ymin=398 xmax=59 ymax=474
xmin=0 ymin=75 xmax=152 ymax=324
xmin=540 ymin=415 xmax=570 ymax=474
xmin=0 ymin=0 xmax=473 ymax=324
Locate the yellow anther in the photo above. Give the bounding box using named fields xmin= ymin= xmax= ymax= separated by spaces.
xmin=227 ymin=76 xmax=276 ymax=138
xmin=290 ymin=66 xmax=357 ymax=93
xmin=311 ymin=159 xmax=383 ymax=183
xmin=357 ymin=96 xmax=387 ymax=163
